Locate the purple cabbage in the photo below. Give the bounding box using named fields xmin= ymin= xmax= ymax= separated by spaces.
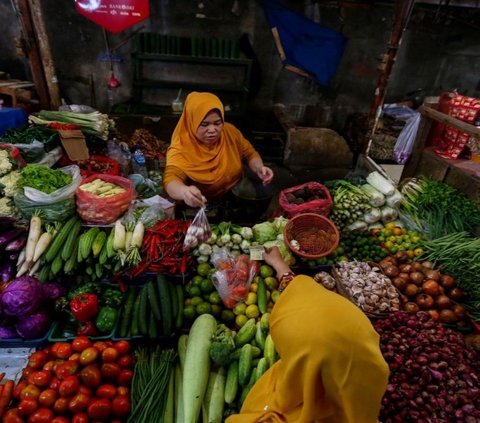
xmin=0 ymin=326 xmax=18 ymax=339
xmin=0 ymin=276 xmax=44 ymax=316
xmin=41 ymin=283 xmax=65 ymax=301
xmin=15 ymin=311 xmax=51 ymax=339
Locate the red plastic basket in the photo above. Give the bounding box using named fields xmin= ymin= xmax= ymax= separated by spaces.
xmin=284 ymin=213 xmax=339 ymax=259
xmin=279 ymin=182 xmax=332 ymax=218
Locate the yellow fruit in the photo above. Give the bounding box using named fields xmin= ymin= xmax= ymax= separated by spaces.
xmin=245 ymin=304 xmax=260 ymax=319
xmin=250 ymin=282 xmax=258 ymax=293
xmin=407 ymin=249 xmax=415 ymax=258
xmin=385 ymin=222 xmax=396 ymax=230
xmin=393 ymin=227 xmax=403 ymax=236
xmin=233 ymin=302 xmax=246 ymax=316
xmin=245 ymin=292 xmax=257 ymax=305
xmin=235 ymin=314 xmax=248 ymax=327
xmin=414 ymin=248 xmax=424 ymax=257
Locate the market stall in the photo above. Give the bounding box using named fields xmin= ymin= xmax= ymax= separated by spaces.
xmin=0 ymin=108 xmax=480 ymax=423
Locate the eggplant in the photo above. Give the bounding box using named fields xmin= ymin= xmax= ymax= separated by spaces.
xmin=5 ymin=235 xmax=27 ymax=252
xmin=0 ymin=228 xmax=25 ymax=249
xmin=0 ymin=261 xmax=15 ymax=283
xmin=0 ymin=217 xmax=15 ymax=232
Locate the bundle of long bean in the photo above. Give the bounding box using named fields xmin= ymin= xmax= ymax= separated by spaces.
xmin=128 ymin=347 xmax=177 ymax=423
xmin=422 ymin=232 xmax=480 ymax=319
xmin=401 ymin=178 xmax=480 ymax=240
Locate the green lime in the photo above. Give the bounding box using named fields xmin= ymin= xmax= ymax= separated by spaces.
xmin=233 ymin=302 xmax=247 ymax=316
xmin=191 ymin=275 xmax=203 ymax=286
xmin=264 ymin=276 xmax=278 ymax=291
xmin=196 ymin=302 xmax=212 ymax=315
xmin=190 ymin=296 xmax=204 ymax=306
xmin=220 ymin=309 xmax=235 ymax=324
xmin=235 ymin=314 xmax=248 ymax=327
xmin=307 ymin=260 xmax=317 ymax=268
xmin=197 ymin=263 xmax=212 ymax=277
xmin=211 ymin=304 xmax=222 ymax=317
xmin=188 ymin=286 xmax=202 ymax=298
xmin=259 ymin=265 xmax=274 ymax=278
xmin=200 ymin=278 xmax=214 ymax=293
xmin=183 ymin=305 xmax=196 ymax=320
xmin=209 ymin=291 xmax=222 ymax=305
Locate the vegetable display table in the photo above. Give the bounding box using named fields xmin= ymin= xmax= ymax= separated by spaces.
xmin=0 ymin=107 xmax=28 ymax=137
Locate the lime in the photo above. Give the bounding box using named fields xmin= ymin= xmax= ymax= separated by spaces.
xmin=221 ymin=309 xmax=235 ymax=324
xmin=188 ymin=286 xmax=202 ymax=298
xmin=264 ymin=276 xmax=278 ymax=291
xmin=191 ymin=275 xmax=203 ymax=286
xmin=233 ymin=302 xmax=247 ymax=316
xmin=183 ymin=305 xmax=196 ymax=320
xmin=259 ymin=265 xmax=274 ymax=278
xmin=235 ymin=314 xmax=248 ymax=328
xmin=271 ymin=290 xmax=281 ymax=303
xmin=208 ymin=291 xmax=222 ymax=305
xmin=190 ymin=296 xmax=204 ymax=306
xmin=245 ymin=292 xmax=257 ymax=306
xmin=197 ymin=263 xmax=211 ymax=277
xmin=245 ymin=304 xmax=260 ymax=319
xmin=307 ymin=260 xmax=317 ymax=268
xmin=200 ymin=278 xmax=214 ymax=293
xmin=211 ymin=304 xmax=222 ymax=317
xmin=196 ymin=302 xmax=212 ymax=315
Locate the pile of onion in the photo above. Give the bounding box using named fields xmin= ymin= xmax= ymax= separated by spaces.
xmin=378 ymin=254 xmax=467 ymax=327
xmin=376 ymin=311 xmax=480 ymax=422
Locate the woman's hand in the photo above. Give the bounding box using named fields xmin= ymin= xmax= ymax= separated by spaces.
xmin=182 ymin=185 xmax=206 ymax=208
xmin=263 ymin=246 xmax=291 ymax=276
xmin=256 ymin=166 xmax=274 ymax=186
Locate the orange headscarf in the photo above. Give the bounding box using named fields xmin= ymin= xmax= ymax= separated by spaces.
xmin=226 ymin=275 xmax=389 ymax=423
xmin=166 ymin=92 xmax=256 ymax=188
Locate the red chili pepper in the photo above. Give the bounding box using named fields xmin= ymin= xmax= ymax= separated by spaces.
xmin=69 ymin=293 xmax=99 ymax=323
xmin=76 ymin=321 xmax=100 ymax=336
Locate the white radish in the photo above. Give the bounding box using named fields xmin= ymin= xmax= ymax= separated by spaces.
xmin=25 ymin=215 xmax=42 ymax=265
xmin=131 ymin=221 xmax=145 ymax=249
xmin=16 ymin=259 xmax=31 ymax=277
xmin=16 ymin=247 xmax=27 ymax=268
xmin=125 ymin=231 xmax=133 ymax=251
xmin=28 ymin=259 xmax=41 ymax=276
xmin=113 ymin=219 xmax=126 ymax=251
xmin=32 ymin=229 xmax=54 ymax=263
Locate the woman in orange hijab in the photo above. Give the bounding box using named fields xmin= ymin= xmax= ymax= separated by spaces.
xmin=164 ymin=92 xmax=274 ymax=208
xmin=227 ymin=247 xmax=389 ymax=423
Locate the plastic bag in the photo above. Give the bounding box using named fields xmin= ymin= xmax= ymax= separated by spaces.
xmin=3 ymin=140 xmax=45 ymax=163
xmin=211 ymin=247 xmax=259 ymax=308
xmin=75 ymin=174 xmax=136 ymax=224
xmin=183 ymin=206 xmax=212 ymax=250
xmin=107 ymin=139 xmax=131 ymax=171
xmin=279 ymin=182 xmax=332 ymax=218
xmin=393 ymin=112 xmax=421 ymax=164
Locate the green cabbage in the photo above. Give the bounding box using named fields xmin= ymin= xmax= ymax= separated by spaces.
xmin=272 ymin=216 xmax=289 ymax=235
xmin=252 ymin=221 xmax=277 ymax=244
xmin=263 ymin=240 xmax=296 ymax=266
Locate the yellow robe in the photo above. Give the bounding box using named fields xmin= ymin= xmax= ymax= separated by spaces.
xmin=163 ymin=92 xmax=259 ymax=200
xmin=227 ymin=275 xmax=389 ymax=423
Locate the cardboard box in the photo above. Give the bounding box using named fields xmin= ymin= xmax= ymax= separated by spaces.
xmin=58 ymin=129 xmax=89 ymax=161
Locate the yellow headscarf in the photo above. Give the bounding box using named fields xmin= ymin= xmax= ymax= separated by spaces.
xmin=227 ymin=275 xmax=389 ymax=423
xmin=166 ymin=92 xmax=241 ymax=185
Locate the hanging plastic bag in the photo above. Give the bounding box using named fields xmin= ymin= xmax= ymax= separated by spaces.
xmin=183 ymin=206 xmax=212 ymax=250
xmin=211 ymin=247 xmax=259 ymax=308
xmin=393 ymin=111 xmax=421 ymax=164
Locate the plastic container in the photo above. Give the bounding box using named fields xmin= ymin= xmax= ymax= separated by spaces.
xmin=48 ymin=318 xmax=118 ymax=342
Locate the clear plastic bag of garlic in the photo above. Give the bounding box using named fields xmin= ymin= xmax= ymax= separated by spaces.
xmin=335 ymin=261 xmax=400 ymax=313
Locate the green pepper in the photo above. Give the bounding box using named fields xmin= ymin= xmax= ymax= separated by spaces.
xmin=102 ymin=288 xmax=124 ymax=307
xmin=95 ymin=306 xmax=118 ymax=334
xmin=68 ymin=282 xmax=102 ymax=300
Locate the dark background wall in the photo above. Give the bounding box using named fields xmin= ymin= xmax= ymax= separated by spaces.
xmin=1 ymin=0 xmax=479 ymax=135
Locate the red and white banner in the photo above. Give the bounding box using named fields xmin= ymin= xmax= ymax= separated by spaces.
xmin=75 ymin=0 xmax=149 ymax=33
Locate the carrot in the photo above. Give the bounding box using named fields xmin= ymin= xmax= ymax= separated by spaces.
xmin=0 ymin=373 xmax=4 ymax=383
xmin=0 ymin=379 xmax=14 ymax=417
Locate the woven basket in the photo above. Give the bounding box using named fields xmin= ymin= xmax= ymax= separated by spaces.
xmin=284 ymin=213 xmax=339 ymax=259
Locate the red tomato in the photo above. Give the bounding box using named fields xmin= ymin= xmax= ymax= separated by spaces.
xmin=28 ymin=351 xmax=48 ymax=369
xmin=117 ymin=369 xmax=133 ymax=387
xmin=53 ymin=397 xmax=70 ymax=415
xmin=87 ymin=398 xmax=112 ymax=421
xmin=30 ymin=370 xmax=51 ymax=388
xmin=78 ymin=386 xmax=93 ymax=397
xmin=51 ymin=342 xmax=73 ymax=360
xmin=72 ymin=336 xmax=93 ymax=352
xmin=2 ymin=408 xmax=24 ymax=423
xmin=111 ymin=395 xmax=131 ymax=417
xmin=38 ymin=389 xmax=58 ymax=408
xmin=71 ymin=413 xmax=89 ymax=423
xmin=101 ymin=347 xmax=119 ymax=363
xmin=79 ymin=347 xmax=99 ymax=366
xmin=13 ymin=380 xmax=28 ymax=399
xmin=117 ymin=386 xmax=128 ymax=396
xmin=79 ymin=364 xmax=102 ymax=387
xmin=48 ymin=376 xmax=61 ymax=391
xmin=52 ymin=359 xmax=66 ymax=373
xmin=51 ymin=417 xmax=70 ymax=423
xmin=113 ymin=341 xmax=130 ymax=355
xmin=59 ymin=375 xmax=80 ymax=397
xmin=68 ymin=392 xmax=91 ymax=414
xmin=42 ymin=360 xmax=56 ymax=372
xmin=116 ymin=354 xmax=133 ymax=368
xmin=22 ymin=367 xmax=35 ymax=379
xmin=17 ymin=398 xmax=38 ymax=416
xmin=92 ymin=341 xmax=109 ymax=353
xmin=55 ymin=361 xmax=79 ymax=380
xmin=27 ymin=408 xmax=54 ymax=423
xmin=100 ymin=363 xmax=121 ymax=380
xmin=20 ymin=384 xmax=41 ymax=401
xmin=68 ymin=353 xmax=81 ymax=362
xmin=96 ymin=384 xmax=117 ymax=400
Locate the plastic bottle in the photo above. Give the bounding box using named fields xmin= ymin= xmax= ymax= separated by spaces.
xmin=131 ymin=147 xmax=148 ymax=178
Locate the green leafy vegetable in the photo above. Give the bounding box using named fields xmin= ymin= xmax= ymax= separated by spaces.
xmin=20 ymin=164 xmax=72 ymax=194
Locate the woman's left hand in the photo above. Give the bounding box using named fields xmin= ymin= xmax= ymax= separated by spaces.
xmin=256 ymin=166 xmax=274 ymax=185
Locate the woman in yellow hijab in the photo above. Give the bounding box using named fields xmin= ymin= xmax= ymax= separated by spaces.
xmin=227 ymin=247 xmax=389 ymax=423
xmin=164 ymin=92 xmax=274 ymax=208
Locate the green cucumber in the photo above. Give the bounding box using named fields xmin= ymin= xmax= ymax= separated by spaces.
xmin=157 ymin=273 xmax=173 ymax=336
xmin=238 ymin=344 xmax=253 ymax=387
xmin=119 ymin=287 xmax=136 ymax=338
xmin=224 ymin=361 xmax=239 ymax=404
xmin=234 ymin=318 xmax=256 ymax=347
xmin=130 ymin=292 xmax=142 ymax=337
xmin=138 ymin=286 xmax=149 ymax=336
xmin=147 ymin=279 xmax=162 ymax=321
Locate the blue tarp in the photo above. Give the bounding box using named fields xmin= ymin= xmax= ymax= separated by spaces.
xmin=262 ymin=0 xmax=347 ymax=86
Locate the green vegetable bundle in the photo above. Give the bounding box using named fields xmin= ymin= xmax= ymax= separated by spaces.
xmin=401 ymin=177 xmax=480 ymax=240
xmin=20 ymin=164 xmax=72 ymax=194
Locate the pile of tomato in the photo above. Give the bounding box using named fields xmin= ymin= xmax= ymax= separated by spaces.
xmin=4 ymin=338 xmax=134 ymax=423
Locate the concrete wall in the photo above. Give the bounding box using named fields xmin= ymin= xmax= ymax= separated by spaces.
xmin=1 ymin=0 xmax=479 ymax=134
